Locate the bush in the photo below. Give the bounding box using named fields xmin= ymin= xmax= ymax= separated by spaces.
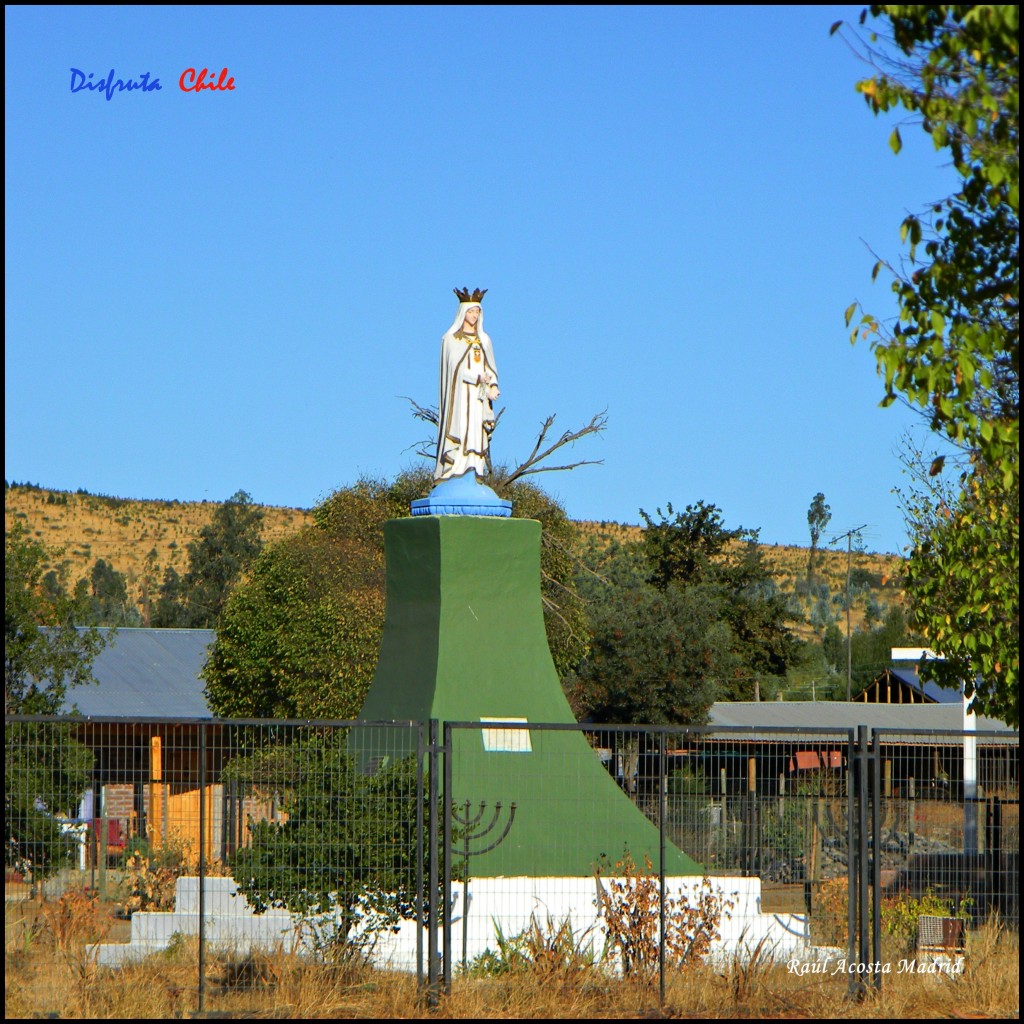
xmin=594 ymin=853 xmax=734 ymax=978
xmin=230 ymin=735 xmax=422 ymax=963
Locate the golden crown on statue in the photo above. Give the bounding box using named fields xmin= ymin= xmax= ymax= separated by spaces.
xmin=453 ymin=286 xmax=487 ymax=303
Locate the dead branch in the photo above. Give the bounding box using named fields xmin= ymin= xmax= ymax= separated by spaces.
xmin=402 ymin=397 xmax=438 ymax=426
xmin=505 ymin=410 xmax=607 ymax=486
xmin=539 ymin=589 xmax=588 ymax=648
xmin=404 ymin=398 xmax=605 ymax=480
xmin=542 ymin=530 xmax=613 ymax=586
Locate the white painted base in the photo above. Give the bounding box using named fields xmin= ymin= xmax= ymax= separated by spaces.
xmin=91 ymin=874 xmax=809 ymax=971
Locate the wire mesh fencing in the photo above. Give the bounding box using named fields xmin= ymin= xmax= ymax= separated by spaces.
xmin=5 ymin=716 xmax=427 ymax=1015
xmin=440 ymin=720 xmax=857 ymax=991
xmin=4 ymin=715 xmax=1019 ymax=1014
xmin=870 ymin=729 xmax=1020 ymax=942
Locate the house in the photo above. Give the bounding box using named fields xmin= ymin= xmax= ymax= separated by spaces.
xmin=57 ymin=628 xmax=220 ymax=864
xmin=60 ymin=627 xmax=215 ymax=719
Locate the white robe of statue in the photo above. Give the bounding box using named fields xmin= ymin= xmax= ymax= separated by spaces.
xmin=434 ymin=301 xmax=499 ymax=481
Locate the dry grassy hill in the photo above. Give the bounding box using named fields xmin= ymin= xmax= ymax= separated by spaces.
xmin=6 ymin=484 xmax=904 ymax=638
xmin=5 ymin=484 xmax=313 ymax=597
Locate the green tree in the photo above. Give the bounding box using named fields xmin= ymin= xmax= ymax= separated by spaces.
xmin=822 ymin=622 xmax=847 ymax=681
xmin=204 ymin=528 xmax=386 ymax=720
xmin=570 ymin=567 xmax=728 ymax=725
xmin=640 ymin=501 xmax=735 ymax=591
xmin=716 ymin=539 xmax=801 ymax=702
xmin=183 ymin=490 xmax=265 ymax=627
xmin=151 ymin=566 xmax=190 ymax=628
xmin=5 ymin=525 xmax=100 ymax=877
xmin=570 ymin=503 xmax=800 ymax=722
xmin=138 ymin=547 xmax=161 ymax=627
xmin=806 ymin=493 xmax=832 ymax=595
xmin=5 ymin=523 xmax=107 ymax=715
xmin=640 ymin=503 xmax=800 ymax=702
xmin=6 ymin=721 xmax=93 ymax=880
xmin=901 ymin=458 xmax=1018 ymax=721
xmin=820 ymin=605 xmax=919 ymax=692
xmin=782 ymin=635 xmax=844 ymax=701
xmin=79 ymin=558 xmax=139 ymax=626
xmin=228 ymin=735 xmax=420 ymax=952
xmin=841 ymin=5 xmax=1019 ymax=724
xmin=853 ymin=605 xmax=918 ymax=687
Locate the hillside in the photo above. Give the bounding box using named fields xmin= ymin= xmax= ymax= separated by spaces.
xmin=5 ymin=484 xmax=904 ymax=638
xmin=5 ymin=484 xmax=313 ymax=597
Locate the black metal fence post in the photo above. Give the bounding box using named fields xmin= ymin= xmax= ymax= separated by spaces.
xmin=442 ymin=722 xmax=453 ymax=995
xmin=198 ymin=721 xmax=207 ymax=1014
xmin=846 ymin=730 xmax=858 ymax=998
xmin=416 ymin=721 xmax=425 ymax=990
xmin=427 ymin=719 xmax=440 ymax=1007
xmin=870 ymin=728 xmax=882 ymax=991
xmin=855 ymin=725 xmax=869 ymax=997
xmin=658 ymin=729 xmax=666 ymax=1006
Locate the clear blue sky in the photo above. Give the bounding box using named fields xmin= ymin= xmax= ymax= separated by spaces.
xmin=4 ymin=5 xmax=957 ymax=553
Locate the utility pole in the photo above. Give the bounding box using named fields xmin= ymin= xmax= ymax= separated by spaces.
xmin=830 ymin=525 xmax=867 ymax=701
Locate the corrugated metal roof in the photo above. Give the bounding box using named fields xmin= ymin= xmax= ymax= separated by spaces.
xmin=61 ymin=628 xmax=215 ymax=718
xmin=709 ymin=700 xmax=1013 ymax=736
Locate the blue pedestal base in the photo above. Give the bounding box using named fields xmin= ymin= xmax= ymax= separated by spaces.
xmin=410 ymin=473 xmax=512 ymax=517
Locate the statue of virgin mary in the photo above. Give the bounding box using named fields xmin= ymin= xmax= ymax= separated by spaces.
xmin=434 ymin=288 xmax=500 ymax=481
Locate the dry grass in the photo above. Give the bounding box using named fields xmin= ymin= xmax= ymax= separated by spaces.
xmin=4 ymin=895 xmax=1017 ymax=1019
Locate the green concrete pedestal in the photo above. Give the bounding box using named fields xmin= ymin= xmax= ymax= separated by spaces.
xmin=356 ymin=516 xmax=700 ymax=877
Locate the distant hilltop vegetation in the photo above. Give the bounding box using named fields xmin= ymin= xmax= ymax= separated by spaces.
xmin=4 ymin=482 xmax=904 ymax=640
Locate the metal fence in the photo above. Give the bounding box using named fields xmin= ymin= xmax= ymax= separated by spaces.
xmin=4 ymin=715 xmax=1019 ymax=1014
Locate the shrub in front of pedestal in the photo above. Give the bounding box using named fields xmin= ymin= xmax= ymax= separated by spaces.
xmin=594 ymin=853 xmax=735 ymax=978
xmin=229 ymin=735 xmax=421 ymax=963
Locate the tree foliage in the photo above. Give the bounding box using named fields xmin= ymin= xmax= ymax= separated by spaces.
xmin=230 ymin=735 xmax=420 ymax=950
xmin=641 ymin=503 xmax=801 ymax=703
xmin=5 ymin=525 xmax=99 ymax=877
xmin=6 ymin=722 xmax=93 ymax=879
xmin=821 ymin=605 xmax=919 ymax=690
xmin=841 ymin=5 xmax=1019 ymax=724
xmin=181 ymin=490 xmax=265 ymax=628
xmin=79 ymin=559 xmax=139 ymax=626
xmin=806 ymin=492 xmax=832 ymax=593
xmin=151 ymin=566 xmax=190 ymax=628
xmin=570 ymin=575 xmax=728 ymax=725
xmin=204 ymin=528 xmax=386 ymax=720
xmin=900 ymin=450 xmax=1018 ymax=722
xmin=5 ymin=522 xmax=107 ymax=715
xmin=641 ymin=501 xmax=737 ymax=592
xmin=570 ymin=502 xmax=800 ymax=723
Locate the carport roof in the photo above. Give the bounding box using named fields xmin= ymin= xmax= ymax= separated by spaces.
xmin=708 ymin=700 xmax=1014 ymax=737
xmin=60 ymin=627 xmax=214 ymax=718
